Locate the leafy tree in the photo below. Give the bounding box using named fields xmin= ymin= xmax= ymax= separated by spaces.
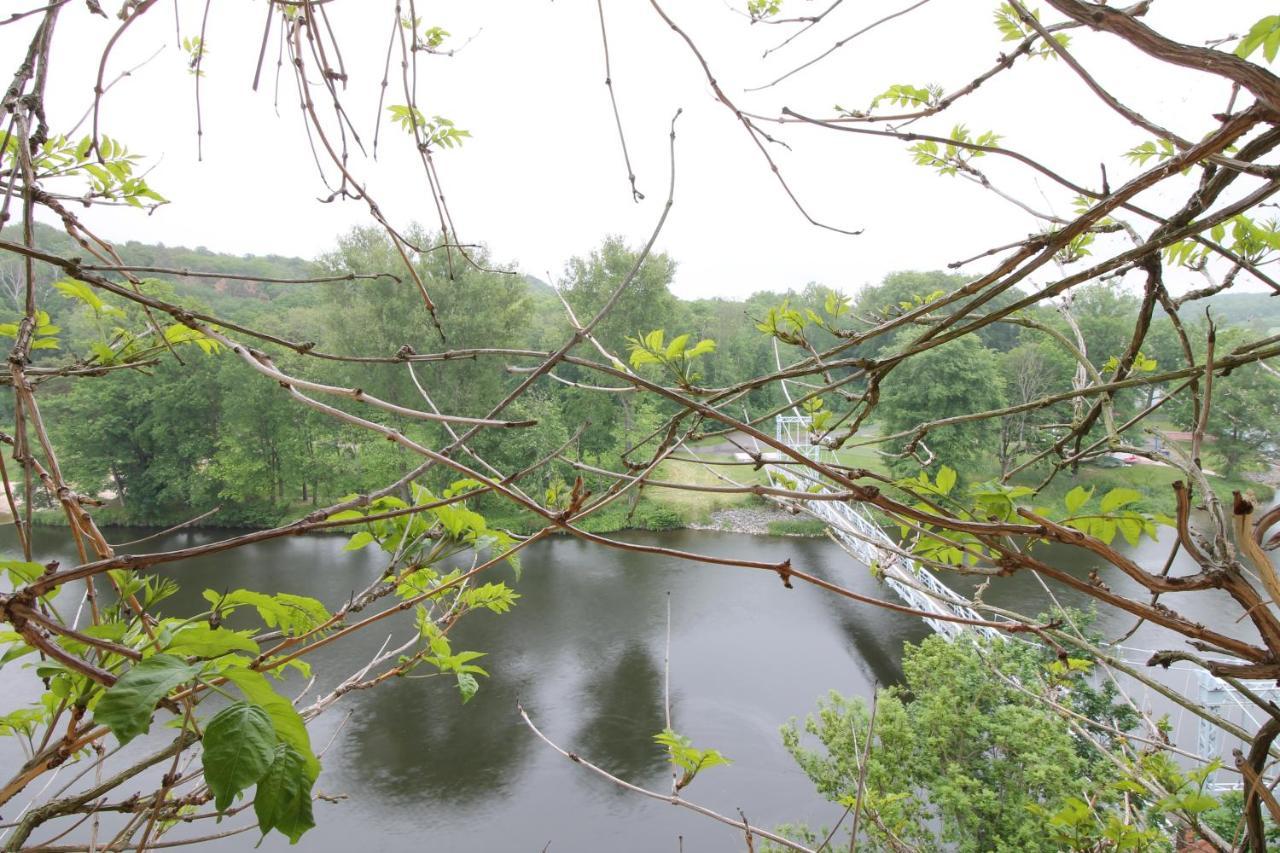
xmin=876 ymin=332 xmax=1007 ymax=473
xmin=782 ymin=637 xmax=1095 ymax=852
xmin=48 ymin=354 xmax=222 ymax=523
xmin=6 ymin=2 xmax=1280 ymax=851
xmin=560 ymin=236 xmax=679 ymax=359
xmin=1193 ymin=361 xmax=1280 ymax=476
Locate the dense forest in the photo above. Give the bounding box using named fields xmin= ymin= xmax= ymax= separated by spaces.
xmin=7 ymin=222 xmax=1277 ymax=531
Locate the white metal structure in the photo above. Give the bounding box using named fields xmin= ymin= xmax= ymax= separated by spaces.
xmin=767 ymin=416 xmax=1002 ymax=642
xmin=768 ymin=415 xmax=1277 ymax=788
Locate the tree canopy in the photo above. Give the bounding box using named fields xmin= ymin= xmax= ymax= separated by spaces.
xmin=3 ymin=2 xmax=1280 ymax=851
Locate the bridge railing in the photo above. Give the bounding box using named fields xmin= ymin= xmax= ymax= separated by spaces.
xmin=765 ymin=415 xmax=1273 ymax=788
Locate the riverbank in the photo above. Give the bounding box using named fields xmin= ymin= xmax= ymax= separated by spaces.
xmin=12 ymin=447 xmax=1274 ymax=540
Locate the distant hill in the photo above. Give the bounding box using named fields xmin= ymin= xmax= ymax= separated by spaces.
xmin=1200 ymin=291 xmax=1280 ymax=334
xmin=0 ymin=222 xmax=324 ymax=319
xmin=523 ymin=273 xmax=554 ymax=296
xmin=5 ymin=223 xmax=1275 ymax=332
xmin=0 ymin=224 xmax=566 ymax=321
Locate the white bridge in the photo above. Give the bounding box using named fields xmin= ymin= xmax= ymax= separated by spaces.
xmin=767 ymin=415 xmax=1001 ymax=643
xmin=766 ymin=415 xmax=1279 ymax=789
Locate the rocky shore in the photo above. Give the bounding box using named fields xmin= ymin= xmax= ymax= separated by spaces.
xmin=685 ymin=505 xmax=805 ymax=535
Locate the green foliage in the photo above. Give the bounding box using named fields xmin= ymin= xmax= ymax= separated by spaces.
xmin=653 ymin=727 xmax=732 ymax=791
xmin=1236 ymin=15 xmax=1280 ymax=63
xmin=780 ymin=635 xmax=1147 ymax=852
xmin=753 ymin=300 xmax=807 ymax=344
xmin=93 ymin=655 xmax=202 ymax=745
xmin=1062 ymin=484 xmax=1161 ymax=546
xmin=53 ymin=279 xmax=124 ymax=319
xmin=766 ymin=518 xmax=828 ymax=536
xmin=253 ymin=743 xmax=317 ymax=844
xmin=0 ymin=309 xmax=60 ymax=350
xmin=385 ymin=107 xmax=471 ymax=148
xmin=878 ymin=332 xmax=1006 ymax=473
xmin=1124 ymin=137 xmax=1176 ymax=167
xmin=1204 ymin=790 xmax=1280 ymax=848
xmin=0 ymin=133 xmax=166 ymax=207
xmin=909 ymin=123 xmax=1002 ymax=176
xmin=181 ymin=36 xmax=208 ymax=75
xmin=401 ymin=16 xmax=450 ymax=49
xmin=892 ymin=469 xmax=1166 ymax=567
xmin=205 ymin=589 xmax=330 ymax=638
xmin=869 ymin=83 xmax=942 ymax=111
xmin=202 ymin=702 xmax=277 ymax=812
xmin=164 ymin=623 xmax=260 ymax=659
xmin=626 ymin=328 xmax=717 ymax=386
xmin=747 ymin=0 xmax=782 ymax=21
xmin=992 ymin=4 xmax=1070 ymax=57
xmin=0 ymin=557 xmax=47 ymax=588
xmin=823 ymin=290 xmax=850 ymax=318
xmin=1102 ymin=351 xmax=1157 ymax=374
xmin=419 ymin=622 xmax=489 ymax=703
xmin=220 ymin=666 xmax=318 ymax=780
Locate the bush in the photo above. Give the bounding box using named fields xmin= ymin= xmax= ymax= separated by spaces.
xmin=635 ymin=503 xmax=683 ymax=531
xmin=781 ymin=636 xmax=1103 ymax=852
xmin=766 ymin=518 xmax=827 ymax=537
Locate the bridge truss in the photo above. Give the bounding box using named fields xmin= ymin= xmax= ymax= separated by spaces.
xmin=766 ymin=415 xmax=1280 ymax=789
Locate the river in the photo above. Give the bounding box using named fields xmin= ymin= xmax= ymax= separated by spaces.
xmin=0 ymin=522 xmax=1262 ymax=851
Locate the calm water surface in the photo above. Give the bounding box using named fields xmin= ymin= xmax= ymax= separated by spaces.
xmin=0 ymin=521 xmax=1256 ymax=851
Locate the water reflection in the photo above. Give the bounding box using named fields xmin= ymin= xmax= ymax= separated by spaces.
xmin=337 ymin=667 xmax=535 ymax=807
xmin=0 ymin=522 xmax=1250 ymax=853
xmin=572 ymin=642 xmax=668 ymax=785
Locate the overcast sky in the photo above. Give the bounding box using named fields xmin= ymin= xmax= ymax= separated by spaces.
xmin=7 ymin=1 xmax=1277 ymax=300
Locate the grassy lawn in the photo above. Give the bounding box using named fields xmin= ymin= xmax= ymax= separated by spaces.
xmin=648 ymin=454 xmax=766 ymax=523
xmin=830 ymin=443 xmax=893 ymax=475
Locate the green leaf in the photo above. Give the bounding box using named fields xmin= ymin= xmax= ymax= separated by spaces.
xmin=220 ymin=667 xmax=318 ymax=781
xmin=457 ymin=672 xmax=479 ymax=703
xmin=685 ymin=339 xmax=716 ymax=358
xmin=254 ymin=743 xmax=316 ymax=844
xmin=53 ymin=279 xmax=106 ymax=312
xmin=1237 ymin=16 xmax=1280 ymax=62
xmin=935 ymin=466 xmax=957 ymax=495
xmin=343 ymin=531 xmax=375 ymax=551
xmin=1176 ymin=791 xmax=1219 ymax=815
xmin=1064 ymin=485 xmax=1093 ymax=515
xmin=203 ymin=702 xmax=277 ymax=812
xmin=93 ymin=655 xmax=202 ymax=745
xmin=165 ymin=624 xmax=260 ymax=659
xmin=325 ymin=509 xmax=365 ymax=523
xmin=1099 ymin=487 xmax=1142 ymax=513
xmin=1116 ymin=515 xmax=1143 ymax=547
xmin=654 ymin=727 xmax=731 ymax=790
xmin=0 ymin=558 xmax=46 ymax=588
xmin=205 ymin=590 xmax=329 ymax=638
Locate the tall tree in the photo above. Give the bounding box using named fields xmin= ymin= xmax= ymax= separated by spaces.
xmin=876 ymin=332 xmax=1007 ymax=473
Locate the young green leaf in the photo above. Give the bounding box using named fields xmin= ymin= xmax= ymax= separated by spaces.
xmin=93 ymin=655 xmax=202 ymax=745
xmin=654 ymin=727 xmax=732 ymax=791
xmin=1063 ymin=485 xmax=1093 ymax=515
xmin=1236 ymin=15 xmax=1280 ymax=63
xmin=203 ymin=702 xmax=277 ymax=812
xmin=165 ymin=624 xmax=260 ymax=659
xmin=1099 ymin=487 xmax=1142 ymax=514
xmin=935 ymin=465 xmax=957 ymax=495
xmin=254 ymin=743 xmax=316 ymax=844
xmin=457 ymin=672 xmax=479 ymax=703
xmin=220 ymin=667 xmax=318 ymax=781
xmin=343 ymin=531 xmax=375 ymax=551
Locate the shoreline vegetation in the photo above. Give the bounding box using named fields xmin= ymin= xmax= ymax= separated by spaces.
xmin=5 ymin=224 xmax=1277 ymax=540
xmin=16 ymin=446 xmax=1274 ymax=540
